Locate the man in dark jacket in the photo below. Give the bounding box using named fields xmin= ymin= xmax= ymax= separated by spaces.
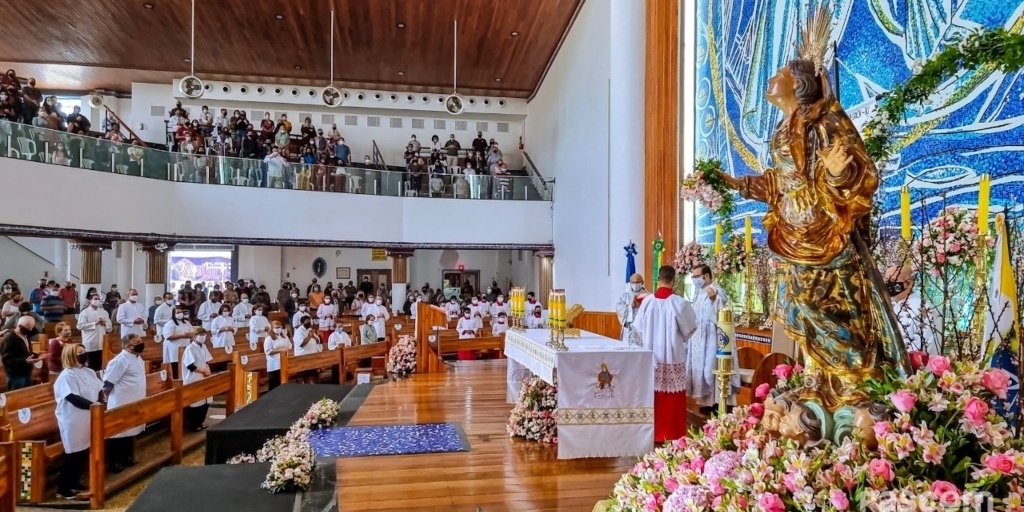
xmin=1 ymin=316 xmax=42 ymax=390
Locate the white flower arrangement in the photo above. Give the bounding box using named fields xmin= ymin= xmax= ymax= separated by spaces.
xmin=227 ymin=398 xmax=342 ymax=493
xmin=386 ymin=335 xmax=417 ymax=376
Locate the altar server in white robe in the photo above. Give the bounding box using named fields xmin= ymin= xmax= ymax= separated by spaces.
xmin=232 ymin=293 xmax=252 ymax=329
xmin=687 ymin=264 xmax=739 ymax=411
xmin=77 ymin=293 xmax=113 ymax=371
xmin=54 ymin=343 xmax=103 ymax=500
xmin=885 ymin=265 xmax=942 ymax=355
xmin=116 ymin=288 xmax=148 ymax=339
xmin=457 ymin=309 xmax=476 ymax=339
xmin=293 ymin=303 xmax=310 ymax=330
xmin=327 ymin=320 xmax=352 ymax=350
xmin=615 ymin=274 xmax=648 ymax=343
xmin=492 ymin=312 xmax=509 ymax=336
xmin=526 ymin=305 xmax=546 ymax=329
xmin=360 ymin=295 xmax=377 ymax=319
xmin=369 ymin=298 xmax=389 ymax=342
xmin=478 ymin=296 xmax=491 ymax=318
xmin=102 ymin=334 xmax=148 ymax=472
xmin=153 ymin=293 xmax=175 ymax=336
xmin=249 ymin=305 xmax=271 ymax=348
xmin=445 ymin=297 xmax=461 ymax=320
xmin=490 ymin=295 xmax=511 ymax=319
xmin=196 ymin=291 xmax=223 ymax=331
xmin=468 ymin=297 xmax=485 ymax=321
xmin=162 ymin=307 xmax=194 ymax=379
xmin=182 ymin=334 xmax=213 ymax=431
xmin=634 ymin=265 xmax=697 ymax=443
xmin=263 ymin=321 xmax=290 ymax=390
xmin=526 ymin=292 xmax=540 ymax=311
xmin=211 ymin=304 xmax=236 ymax=349
xmin=317 ymin=296 xmax=336 ymax=344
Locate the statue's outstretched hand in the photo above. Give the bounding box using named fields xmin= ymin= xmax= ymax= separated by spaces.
xmin=816 ymin=144 xmax=853 ymax=177
xmin=714 ymin=168 xmax=742 ymax=190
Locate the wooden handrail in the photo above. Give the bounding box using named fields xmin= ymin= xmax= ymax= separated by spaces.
xmin=103 ymin=106 xmax=148 ymax=147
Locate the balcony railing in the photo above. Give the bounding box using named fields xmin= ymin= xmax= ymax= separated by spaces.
xmin=0 ymin=119 xmax=551 ymax=201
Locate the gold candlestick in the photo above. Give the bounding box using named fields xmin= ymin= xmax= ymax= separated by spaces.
xmin=711 ymin=309 xmax=736 ymax=417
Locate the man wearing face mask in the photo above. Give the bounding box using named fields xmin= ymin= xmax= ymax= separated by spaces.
xmin=40 ymin=282 xmax=69 ymax=324
xmin=77 ymin=293 xmax=113 ymax=371
xmin=368 ymin=298 xmax=389 ymax=342
xmin=445 ymin=297 xmax=461 ymax=320
xmin=360 ymin=295 xmax=377 ymax=320
xmin=277 ymin=282 xmax=292 ymax=311
xmin=101 ymin=334 xmax=148 ymax=471
xmin=615 ymin=274 xmax=649 ymax=344
xmin=59 ymin=281 xmax=77 ymax=312
xmin=116 ymin=288 xmax=148 ymax=339
xmin=182 ymin=330 xmax=213 ymax=431
xmin=1 ymin=316 xmax=44 ymax=390
xmin=196 ymin=291 xmax=223 ymax=331
xmin=885 ymin=265 xmax=941 ymax=355
xmin=153 ymin=293 xmax=175 ymax=336
xmin=687 ymin=264 xmax=737 ymax=413
xmin=222 ymin=282 xmax=238 ymax=308
xmin=233 ymin=293 xmax=253 ymax=329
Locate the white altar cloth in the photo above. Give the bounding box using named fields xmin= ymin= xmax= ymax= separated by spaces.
xmin=504 ymin=329 xmax=654 ymax=459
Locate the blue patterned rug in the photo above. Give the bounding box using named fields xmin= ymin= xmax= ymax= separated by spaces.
xmin=308 ymin=423 xmax=470 ymax=458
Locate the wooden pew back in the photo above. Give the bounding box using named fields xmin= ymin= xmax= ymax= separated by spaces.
xmin=230 ymin=351 xmax=269 ymax=410
xmin=281 ymin=351 xmax=340 ymax=382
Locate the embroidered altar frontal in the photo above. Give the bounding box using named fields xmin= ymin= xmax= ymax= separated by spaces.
xmin=504 ymin=329 xmax=654 ymax=459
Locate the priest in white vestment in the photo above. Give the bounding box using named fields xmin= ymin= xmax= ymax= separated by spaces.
xmin=634 ymin=265 xmax=696 ymax=443
xmin=615 ymin=273 xmax=648 ymax=343
xmin=687 ymin=264 xmax=739 ymax=411
xmin=885 ymin=265 xmax=941 ymax=355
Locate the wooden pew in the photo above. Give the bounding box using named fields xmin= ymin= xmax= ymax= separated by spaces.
xmin=104 ymin=336 xmax=166 ymax=373
xmin=0 ymin=442 xmax=16 ymax=512
xmin=423 ymin=330 xmax=506 ymax=373
xmin=230 ymin=351 xmax=269 ymax=410
xmin=175 ymin=369 xmax=234 ymax=422
xmin=415 ymin=303 xmax=448 ymax=374
xmin=280 ymin=350 xmax=341 ymax=383
xmin=339 ymin=342 xmax=389 ymax=381
xmin=89 ymin=386 xmax=183 ymax=509
xmin=177 ymin=341 xmax=261 ymax=385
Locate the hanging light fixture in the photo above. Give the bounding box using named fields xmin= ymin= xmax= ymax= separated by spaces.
xmin=178 ymin=0 xmax=204 ymax=98
xmin=444 ymin=20 xmax=465 ymax=115
xmin=321 ymin=8 xmax=345 ymax=107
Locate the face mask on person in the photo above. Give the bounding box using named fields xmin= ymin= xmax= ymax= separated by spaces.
xmin=886 ymin=281 xmax=906 ymax=296
xmin=464 ymin=313 xmax=471 ymax=319
xmin=255 ymin=310 xmax=264 ymax=316
xmin=692 ymin=277 xmax=705 ymax=288
xmin=242 ymin=298 xmax=249 ymax=304
xmin=273 ymin=327 xmax=283 ymax=335
xmin=534 ymin=310 xmax=542 ymax=317
xmin=416 ymin=297 xmax=423 ymax=302
xmin=91 ymin=299 xmax=102 ymax=307
xmin=375 ymin=299 xmax=382 ymax=306
xmin=19 ymin=325 xmax=38 ymax=337
xmin=76 ymin=353 xmax=89 ymax=365
xmin=497 ymin=296 xmax=504 ymax=303
xmin=155 ymin=300 xmax=163 ymax=306
xmin=131 ymin=343 xmax=145 ymax=354
xmin=472 ymin=299 xmax=478 ymax=304
xmin=221 ymin=309 xmax=230 ymax=316
xmin=487 ymin=288 xmax=492 ymax=294
xmin=175 ymin=313 xmax=184 ymax=320
xmin=195 ymin=335 xmax=207 ymax=344
xmin=183 ymin=313 xmax=191 ymax=319
xmin=336 ymin=326 xmax=345 ymax=333
xmin=323 ymin=297 xmax=333 ymax=305
xmin=630 ymin=283 xmax=643 ymax=293
xmin=291 ymin=293 xmax=298 ymax=298
xmin=299 ymin=305 xmax=307 ymax=312
xmin=367 ymin=297 xmax=375 ymax=304
xmin=129 ymin=294 xmax=138 ymax=302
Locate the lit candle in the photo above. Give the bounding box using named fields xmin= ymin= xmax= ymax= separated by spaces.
xmin=714 ymin=223 xmax=722 ymax=255
xmin=744 ymin=216 xmax=752 ymax=253
xmin=978 ymin=174 xmax=990 ymax=236
xmin=900 ymin=186 xmax=911 ymax=241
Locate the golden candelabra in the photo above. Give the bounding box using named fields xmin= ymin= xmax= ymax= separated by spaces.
xmin=711 ymin=308 xmax=736 ymax=417
xmin=970 ymin=232 xmax=991 ymax=357
xmin=509 ymin=287 xmax=527 ymax=332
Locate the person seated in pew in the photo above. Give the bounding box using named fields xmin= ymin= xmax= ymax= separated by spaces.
xmin=196 ymin=290 xmax=223 ymax=331
xmin=490 ymin=294 xmax=510 ymax=319
xmin=54 ymin=343 xmax=103 ymax=501
xmin=77 ymin=293 xmax=112 ymax=371
xmin=359 ymin=315 xmax=378 ymax=345
xmin=471 ymin=310 xmax=484 ymax=334
xmin=263 ymin=321 xmax=291 ymax=390
xmin=101 ymin=334 xmax=147 ymax=473
xmin=526 ymin=291 xmax=540 ymax=310
xmin=493 ymin=312 xmax=509 ymax=336
xmin=478 ymin=294 xmax=491 ymax=317
xmin=445 ymin=297 xmax=461 ymax=320
xmin=162 ymin=306 xmax=195 ymax=380
xmin=327 ymin=320 xmax=352 ymax=350
xmin=292 ymin=315 xmax=321 ymax=384
xmin=249 ymin=304 xmax=271 ymax=349
xmin=48 ymin=321 xmax=75 ymax=375
xmin=211 ymin=304 xmax=236 ymax=349
xmin=468 ymin=296 xmax=485 ymax=321
xmin=182 ymin=332 xmax=213 ymax=432
xmin=232 ymin=293 xmax=252 ymax=329
xmin=526 ymin=305 xmax=546 ymax=329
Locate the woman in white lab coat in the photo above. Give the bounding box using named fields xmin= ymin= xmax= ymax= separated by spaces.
xmin=161 ymin=307 xmax=194 ymax=379
xmin=54 ymin=344 xmax=103 ymax=500
xmin=210 ymin=304 xmax=236 ymax=349
xmin=182 ymin=334 xmax=213 ymax=431
xmin=263 ymin=321 xmax=291 ymax=390
xmin=248 ymin=305 xmax=271 ymax=349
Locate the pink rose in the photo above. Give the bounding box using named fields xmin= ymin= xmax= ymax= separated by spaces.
xmin=936 ymin=253 xmax=946 ymax=263
xmin=830 ymin=489 xmax=850 ymax=511
xmin=750 ymin=403 xmax=765 ymax=418
xmin=783 ymin=473 xmax=798 ymax=493
xmin=868 ymin=459 xmax=895 ymax=482
xmin=985 ymin=453 xmax=1016 ymax=474
xmin=709 ymin=477 xmax=725 ymax=496
xmin=755 ymin=383 xmax=771 ymax=401
xmin=664 ymin=477 xmax=679 ymax=493
xmin=908 ymin=351 xmax=929 ymax=371
xmin=928 ymin=355 xmax=951 ymax=376
xmin=690 ymin=457 xmax=705 ymax=473
xmin=964 ymin=397 xmax=990 ymax=426
xmin=872 ymin=421 xmax=891 ymax=437
xmin=772 ymin=364 xmax=793 ymax=380
xmin=792 ymin=364 xmax=804 ymax=373
xmin=930 ymin=480 xmax=961 ymax=506
xmin=982 ymin=369 xmax=1011 ymax=400
xmin=758 ymin=492 xmax=785 ymax=512
xmin=888 ymin=390 xmax=917 ymax=413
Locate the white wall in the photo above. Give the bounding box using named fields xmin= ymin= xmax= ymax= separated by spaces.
xmin=237 ymin=246 xmax=283 ymax=292
xmin=526 ymin=0 xmax=617 ymax=309
xmin=2 ymin=158 xmax=553 ymax=247
xmin=131 ymin=83 xmax=525 ymax=168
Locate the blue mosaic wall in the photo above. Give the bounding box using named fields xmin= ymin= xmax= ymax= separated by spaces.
xmin=694 ymin=0 xmax=1024 ymax=243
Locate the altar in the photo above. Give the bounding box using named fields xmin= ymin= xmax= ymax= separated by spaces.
xmin=503 ymin=329 xmax=654 ymax=459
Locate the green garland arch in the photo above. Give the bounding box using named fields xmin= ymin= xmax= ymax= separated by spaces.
xmin=863 ymin=28 xmax=1024 ymax=163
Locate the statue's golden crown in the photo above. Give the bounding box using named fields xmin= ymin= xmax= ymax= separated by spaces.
xmin=797 ymin=4 xmax=832 ymax=76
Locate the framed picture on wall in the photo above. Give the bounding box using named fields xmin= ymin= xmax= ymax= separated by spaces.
xmin=336 ymin=267 xmax=351 ymax=280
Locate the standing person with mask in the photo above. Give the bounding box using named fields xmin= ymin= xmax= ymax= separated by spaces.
xmin=29 ymin=278 xmax=48 ymax=314
xmin=292 ymin=316 xmax=321 ymax=383
xmin=248 ymin=304 xmax=271 ymax=349
xmin=222 ymin=282 xmax=238 ymax=308
xmin=293 ymin=301 xmax=310 ymax=331
xmin=490 ymin=294 xmax=510 ymax=319
xmin=196 ymin=290 xmax=223 ymax=331
xmin=306 ymin=278 xmax=319 ymax=296
xmin=317 ymin=295 xmax=336 ymax=345
xmin=263 ymin=321 xmax=290 ymax=390
xmin=276 ymin=282 xmax=291 ymax=311
xmin=360 ymin=294 xmax=376 ymax=320
xmin=182 ymin=332 xmax=213 ymax=431
xmin=885 ymin=265 xmax=941 ymax=355
xmin=343 ymin=281 xmax=357 ymax=309
xmin=369 ymin=297 xmax=389 ymax=342
xmin=53 ymin=343 xmax=102 ymax=500
xmin=687 ymin=264 xmax=737 ymax=413
xmin=115 ymin=288 xmax=148 ymax=339
xmin=101 ymin=334 xmax=147 ymax=472
xmin=211 ymin=303 xmax=236 ymax=349
xmin=48 ymin=321 xmax=75 ymax=375
xmin=161 ymin=307 xmax=194 ymax=379
xmin=284 ymin=288 xmax=299 ymax=327
xmin=77 ymin=293 xmax=112 ymax=371
xmin=59 ymin=281 xmax=77 ymax=312
xmin=1 ymin=316 xmax=43 ymax=389
xmin=308 ymin=283 xmax=324 ymax=309
xmin=232 ymin=293 xmax=253 ymax=330
xmin=153 ymin=293 xmax=175 ymax=336
xmin=616 ymin=274 xmax=649 ymax=344
xmin=104 ymin=285 xmax=122 ymax=317
xmin=41 ymin=281 xmax=68 ymax=324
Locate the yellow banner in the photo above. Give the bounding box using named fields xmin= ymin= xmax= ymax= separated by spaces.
xmin=370 ymin=248 xmax=388 ymax=261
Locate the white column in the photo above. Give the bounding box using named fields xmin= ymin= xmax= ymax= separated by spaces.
xmin=116 ymin=242 xmax=133 ymax=292
xmin=608 ymin=0 xmax=647 ymax=303
xmin=54 ymin=239 xmax=70 ymax=283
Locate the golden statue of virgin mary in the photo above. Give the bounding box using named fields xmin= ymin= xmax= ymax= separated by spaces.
xmin=718 ymin=5 xmax=912 ymax=411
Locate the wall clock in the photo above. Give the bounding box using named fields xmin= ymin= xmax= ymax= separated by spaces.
xmin=313 ymin=257 xmax=327 ymax=278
